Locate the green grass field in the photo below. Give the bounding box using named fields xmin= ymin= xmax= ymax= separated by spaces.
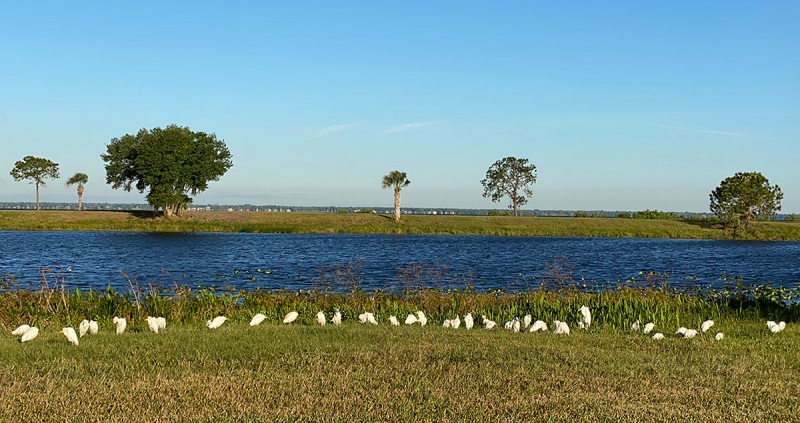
xmin=2 ymin=210 xmax=800 ymax=239
xmin=2 ymin=320 xmax=797 ymax=422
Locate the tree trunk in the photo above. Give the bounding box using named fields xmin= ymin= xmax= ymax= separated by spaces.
xmin=513 ymin=200 xmax=518 ymax=217
xmin=35 ymin=182 xmax=40 ymax=211
xmin=77 ymin=185 xmax=84 ymax=211
xmin=394 ymin=188 xmax=401 ymax=222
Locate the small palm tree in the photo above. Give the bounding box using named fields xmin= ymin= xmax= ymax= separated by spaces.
xmin=66 ymin=173 xmax=89 ymax=211
xmin=381 ymin=171 xmax=410 ymax=222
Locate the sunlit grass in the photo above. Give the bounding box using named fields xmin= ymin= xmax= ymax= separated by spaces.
xmin=1 ymin=320 xmax=798 ymax=422
xmin=2 ymin=210 xmax=800 ymax=239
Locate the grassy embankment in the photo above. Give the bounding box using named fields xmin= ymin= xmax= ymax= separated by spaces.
xmin=2 ymin=282 xmax=799 ymax=422
xmin=2 ymin=210 xmax=800 ymax=239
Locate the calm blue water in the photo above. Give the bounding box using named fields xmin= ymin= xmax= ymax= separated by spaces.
xmin=1 ymin=231 xmax=798 ymax=292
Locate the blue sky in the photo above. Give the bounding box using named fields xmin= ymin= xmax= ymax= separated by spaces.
xmin=1 ymin=1 xmax=798 ymax=212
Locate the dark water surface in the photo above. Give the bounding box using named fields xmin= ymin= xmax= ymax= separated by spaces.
xmin=1 ymin=231 xmax=798 ymax=292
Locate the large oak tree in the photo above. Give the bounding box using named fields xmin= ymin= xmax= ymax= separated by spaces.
xmin=10 ymin=156 xmax=60 ymax=210
xmin=480 ymin=157 xmax=537 ymax=216
xmin=710 ymin=171 xmax=783 ymax=230
xmin=102 ymin=125 xmax=233 ymax=216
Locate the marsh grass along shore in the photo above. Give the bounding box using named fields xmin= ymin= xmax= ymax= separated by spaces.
xmin=2 ymin=210 xmax=800 ymax=239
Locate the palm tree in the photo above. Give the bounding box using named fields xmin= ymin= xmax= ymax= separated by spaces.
xmin=66 ymin=173 xmax=88 ymax=211
xmin=381 ymin=171 xmax=410 ymax=222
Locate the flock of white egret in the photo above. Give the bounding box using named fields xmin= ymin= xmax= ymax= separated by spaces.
xmin=6 ymin=306 xmax=790 ymax=346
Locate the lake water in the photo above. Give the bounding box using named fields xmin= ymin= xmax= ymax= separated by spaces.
xmin=1 ymin=231 xmax=798 ymax=293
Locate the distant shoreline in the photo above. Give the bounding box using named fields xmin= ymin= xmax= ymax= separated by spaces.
xmin=1 ymin=210 xmax=799 ymax=240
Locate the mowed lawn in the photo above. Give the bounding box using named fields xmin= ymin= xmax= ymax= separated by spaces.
xmin=1 ymin=322 xmax=797 ymax=422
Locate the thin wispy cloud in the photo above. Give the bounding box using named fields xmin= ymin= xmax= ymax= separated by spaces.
xmin=655 ymin=125 xmax=743 ymax=137
xmin=383 ymin=121 xmax=440 ymax=135
xmin=310 ymin=123 xmax=357 ymax=139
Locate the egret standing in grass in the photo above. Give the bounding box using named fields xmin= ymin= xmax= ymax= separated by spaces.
xmin=464 ymin=313 xmax=474 ymax=330
xmin=683 ymin=329 xmax=699 ymax=339
xmin=147 ymin=317 xmax=160 ymax=333
xmin=389 ymin=315 xmax=400 ymax=326
xmin=20 ymin=326 xmax=39 ymax=342
xmin=79 ymin=319 xmax=90 ymax=337
xmin=415 ymin=311 xmax=427 ymax=326
xmin=11 ymin=325 xmax=31 ymax=336
xmin=113 ymin=317 xmax=127 ymax=334
xmin=579 ymin=306 xmax=591 ymax=330
xmin=643 ymin=323 xmax=655 ymax=334
xmin=529 ymin=320 xmax=547 ymax=333
xmin=205 ymin=316 xmax=228 ymax=329
xmin=523 ymin=314 xmax=532 ymax=329
xmin=715 ymin=332 xmax=724 ymax=341
xmin=631 ymin=320 xmax=640 ymax=332
xmin=652 ymin=333 xmax=665 ymax=340
xmin=62 ymin=327 xmax=79 ymax=346
xmin=512 ymin=317 xmax=521 ymax=333
xmin=482 ymin=315 xmax=497 ymax=330
xmin=283 ymin=311 xmax=299 ymax=324
xmin=452 ymin=315 xmax=461 ymax=329
xmin=88 ymin=320 xmax=99 ymax=335
xmin=156 ymin=317 xmax=167 ymax=331
xmin=701 ymin=320 xmax=715 ymax=333
xmin=316 ymin=311 xmax=326 ymax=326
xmin=405 ymin=314 xmax=417 ymax=325
xmin=366 ymin=312 xmax=378 ymax=325
xmin=249 ymin=313 xmax=267 ymax=327
xmin=332 ymin=309 xmax=342 ymax=325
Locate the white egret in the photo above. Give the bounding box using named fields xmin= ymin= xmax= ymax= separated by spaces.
xmin=529 ymin=320 xmax=547 ymax=333
xmin=316 ymin=311 xmax=326 ymax=326
xmin=147 ymin=316 xmax=160 ymax=333
xmin=766 ymin=321 xmax=779 ymax=333
xmin=683 ymin=329 xmax=698 ymax=338
xmin=156 ymin=317 xmax=167 ymax=330
xmin=415 ymin=311 xmax=428 ymax=327
xmin=452 ymin=315 xmax=461 ymax=329
xmin=249 ymin=313 xmax=267 ymax=327
xmin=504 ymin=320 xmax=513 ymax=330
xmin=482 ymin=315 xmax=497 ymax=330
xmin=631 ymin=320 xmax=640 ymax=332
xmin=579 ymin=306 xmax=591 ymax=330
xmin=366 ymin=312 xmax=378 ymax=325
xmin=358 ymin=313 xmax=367 ymax=324
xmin=700 ymin=320 xmax=715 ymax=333
xmin=554 ymin=321 xmax=570 ymax=335
xmin=675 ymin=327 xmax=687 ymax=335
xmin=389 ymin=315 xmax=400 ymax=326
xmin=62 ymin=327 xmax=79 ymax=346
xmin=20 ymin=326 xmax=39 ymax=342
xmin=778 ymin=321 xmax=787 ymax=331
xmin=205 ymin=316 xmax=228 ymax=329
xmin=79 ymin=319 xmax=90 ymax=337
xmin=512 ymin=317 xmax=521 ymax=333
xmin=643 ymin=323 xmax=655 ymax=334
xmin=523 ymin=314 xmax=532 ymax=329
xmin=11 ymin=324 xmax=31 ymax=336
xmin=651 ymin=333 xmax=665 ymax=340
xmin=405 ymin=314 xmax=417 ymax=325
xmin=715 ymin=332 xmax=724 ymax=341
xmin=464 ymin=313 xmax=474 ymax=330
xmin=113 ymin=317 xmax=127 ymax=334
xmin=332 ymin=309 xmax=342 ymax=325
xmin=443 ymin=319 xmax=452 ymax=328
xmin=88 ymin=320 xmax=99 ymax=335
xmin=283 ymin=311 xmax=299 ymax=324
